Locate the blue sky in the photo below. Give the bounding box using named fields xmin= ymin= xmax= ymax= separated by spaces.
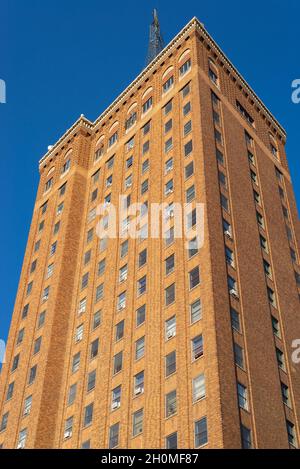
xmin=0 ymin=0 xmax=299 ymax=346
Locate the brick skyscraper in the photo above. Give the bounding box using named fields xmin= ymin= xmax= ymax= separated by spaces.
xmin=0 ymin=17 xmax=300 ymax=449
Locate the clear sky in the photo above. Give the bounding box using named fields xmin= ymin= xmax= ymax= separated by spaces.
xmin=0 ymin=0 xmax=299 ymax=346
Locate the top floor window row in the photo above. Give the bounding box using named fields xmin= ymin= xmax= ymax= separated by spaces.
xmin=236 ymin=101 xmax=255 ymax=126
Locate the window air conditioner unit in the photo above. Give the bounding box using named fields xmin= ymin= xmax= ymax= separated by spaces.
xmin=134 ymin=387 xmax=143 ymax=395
xmin=167 ymin=331 xmax=175 ymax=340
xmin=230 ymin=289 xmax=239 ymax=299
xmin=17 ymin=441 xmax=25 ymax=449
xmin=64 ymin=430 xmax=72 ymax=439
xmin=119 ymin=303 xmax=126 ymax=310
xmin=24 ymin=408 xmax=30 ymax=416
xmin=112 ymin=401 xmax=121 ymax=410
xmin=225 ymin=230 xmax=232 ymax=238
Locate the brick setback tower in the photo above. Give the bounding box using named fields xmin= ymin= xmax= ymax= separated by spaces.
xmin=0 ymin=17 xmax=300 ymax=449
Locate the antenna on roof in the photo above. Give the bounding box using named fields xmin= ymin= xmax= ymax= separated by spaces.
xmin=146 ymin=9 xmax=164 ymax=65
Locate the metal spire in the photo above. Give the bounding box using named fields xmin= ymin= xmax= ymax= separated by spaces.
xmin=146 ymin=9 xmax=164 ymax=65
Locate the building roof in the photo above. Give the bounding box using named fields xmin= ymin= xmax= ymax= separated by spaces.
xmin=39 ymin=17 xmax=286 ymax=167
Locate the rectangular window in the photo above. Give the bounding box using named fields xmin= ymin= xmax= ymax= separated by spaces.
xmin=92 ymin=169 xmax=100 ymax=183
xmin=68 ymin=383 xmax=77 ymax=405
xmin=185 ymin=161 xmax=194 ymax=178
xmin=195 ymin=417 xmax=208 ymax=447
xmin=72 ymin=353 xmax=80 ymax=373
xmin=165 ymin=157 xmax=173 ymax=174
xmin=225 ymin=246 xmax=234 ymax=267
xmin=17 ymin=328 xmax=24 ymax=345
xmin=136 ymin=304 xmax=146 ymax=327
xmin=286 ymin=420 xmax=296 ymax=446
xmin=109 ymin=423 xmax=119 ymax=448
xmin=137 ymin=275 xmax=147 ymax=295
xmin=132 ymin=409 xmax=144 ymax=436
xmin=28 ymin=365 xmax=37 ymax=384
xmin=93 ymin=310 xmax=101 ymax=329
xmin=115 ymin=320 xmax=125 ymax=341
xmin=165 ymin=137 xmax=173 ymax=153
xmin=137 ymin=249 xmax=147 ymax=269
xmin=183 ymin=101 xmax=191 ymax=116
xmin=190 ymin=299 xmax=202 ymax=323
xmin=6 ymin=382 xmax=14 ymax=401
xmin=165 ymin=254 xmax=175 ymax=275
xmin=0 ymin=412 xmax=8 ymax=432
xmin=180 ymin=59 xmax=191 ymax=76
xmin=215 ymin=129 xmax=222 ymax=145
xmin=142 ymin=140 xmax=150 ymax=155
xmin=22 ymin=304 xmax=29 ymax=319
xmin=164 ymin=100 xmax=172 ymax=115
xmin=165 ymin=351 xmax=176 ymax=377
xmin=119 ymin=264 xmax=128 ymax=283
xmin=17 ymin=428 xmax=27 ymax=449
xmin=267 ymin=287 xmax=276 ymax=307
xmin=234 ymin=343 xmax=244 ymax=368
xmin=134 ymin=371 xmax=144 ymax=395
xmin=44 ymin=178 xmax=53 ymax=192
xmin=57 ymin=202 xmax=64 ymax=215
xmin=276 ymin=347 xmax=285 ymax=371
xmin=165 ymin=390 xmax=177 ymax=417
xmin=142 ymin=159 xmax=149 ymax=174
xmin=188 ymin=237 xmax=198 ymax=258
xmin=135 ymin=336 xmax=145 ymax=360
xmin=166 ymin=432 xmax=177 ymax=449
xmin=112 ymin=385 xmax=121 ymax=409
xmin=241 ymin=425 xmax=252 ymax=449
xmin=106 ymin=155 xmax=115 ymax=169
xmin=75 ymin=324 xmax=84 ymax=343
xmin=216 ymin=148 xmax=224 ymax=164
xmin=165 ymin=226 xmax=174 ymax=246
xmin=117 ymin=291 xmax=126 ymax=310
xmin=90 ymin=339 xmax=99 ymax=359
xmin=184 ymin=120 xmax=192 ymax=136
xmin=81 ymin=272 xmax=89 ymax=290
xmin=281 ymin=382 xmax=290 ymax=407
xmin=165 ymin=283 xmax=175 ymax=306
xmin=33 ymin=336 xmax=42 ymax=355
xmin=126 ymin=137 xmax=134 ymax=152
xmin=184 ymin=140 xmax=193 ymax=156
xmin=165 ymin=316 xmax=176 ymax=340
xmin=95 ymin=283 xmax=104 ymax=302
xmin=230 ymin=308 xmax=240 ymax=332
xmin=142 ymin=97 xmax=152 ymax=114
xmin=50 ymin=241 xmax=57 ymax=256
xmin=189 ymin=266 xmax=200 ymax=289
xmin=186 ymin=185 xmax=195 ymax=203
xmin=142 ymin=121 xmax=151 ymax=135
xmin=125 ymin=112 xmax=137 ymax=130
xmin=192 ymin=335 xmax=203 ymax=360
xmin=59 ymin=183 xmax=67 ymax=197
xmin=163 ymin=76 xmax=174 ymax=93
xmin=164 ymin=118 xmax=172 ymax=134
xmin=182 ymin=82 xmax=190 ymax=97
xmin=23 ymin=395 xmax=32 ymax=416
xmin=108 ymin=131 xmax=118 ymax=147
xmin=141 ymin=179 xmax=149 ymax=195
xmin=237 ymin=382 xmax=248 ymax=410
xmin=193 ymin=374 xmax=205 ymax=402
xmin=236 ymin=100 xmax=254 ymax=126
xmin=113 ymin=351 xmax=123 ymax=374
xmin=83 ymin=403 xmax=93 ymax=427
xmin=11 ymin=354 xmax=20 ymax=372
